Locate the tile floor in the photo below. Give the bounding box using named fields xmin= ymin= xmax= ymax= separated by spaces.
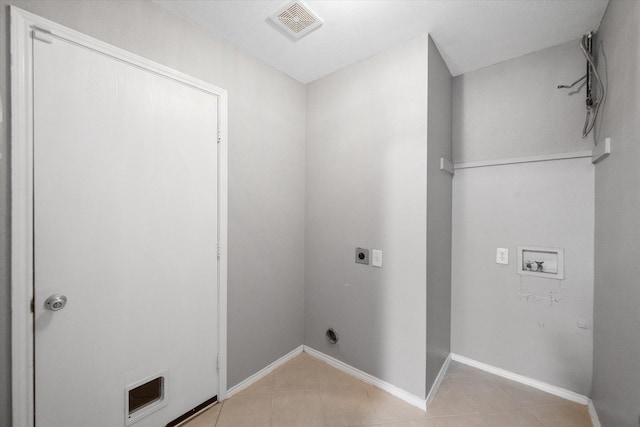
xmin=182 ymin=352 xmax=592 ymax=427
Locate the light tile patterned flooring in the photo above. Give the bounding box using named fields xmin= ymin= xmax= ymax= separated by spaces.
xmin=183 ymin=352 xmax=592 ymax=427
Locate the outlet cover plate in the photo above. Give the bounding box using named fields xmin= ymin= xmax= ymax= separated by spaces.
xmin=371 ymin=249 xmax=382 ymax=267
xmin=496 ymin=248 xmax=509 ymax=264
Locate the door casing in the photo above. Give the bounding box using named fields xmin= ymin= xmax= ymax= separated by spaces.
xmin=10 ymin=7 xmax=229 ymax=426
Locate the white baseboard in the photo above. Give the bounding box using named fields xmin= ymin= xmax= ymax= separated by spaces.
xmin=227 ymin=345 xmax=304 ymax=398
xmin=303 ymin=345 xmax=426 ymax=411
xmin=450 ymin=354 xmax=589 ymax=405
xmin=426 ymin=354 xmax=451 ymax=406
xmin=588 ymin=400 xmax=602 ymax=427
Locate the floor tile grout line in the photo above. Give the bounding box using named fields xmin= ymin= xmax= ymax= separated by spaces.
xmin=269 ymin=390 xmax=275 ymax=427
xmin=525 ymin=407 xmax=555 ymax=427
xmin=312 ymin=363 xmax=327 ymax=427
xmin=212 ymin=400 xmax=222 ymax=426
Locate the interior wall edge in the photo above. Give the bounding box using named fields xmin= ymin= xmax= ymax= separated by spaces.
xmin=591 ymin=0 xmax=640 ymax=425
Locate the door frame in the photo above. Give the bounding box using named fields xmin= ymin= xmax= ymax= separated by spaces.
xmin=10 ymin=7 xmax=228 ymax=426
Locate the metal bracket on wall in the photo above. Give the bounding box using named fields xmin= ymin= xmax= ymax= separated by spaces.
xmin=592 ymin=138 xmax=611 ymax=164
xmin=440 ymin=157 xmax=454 ymax=176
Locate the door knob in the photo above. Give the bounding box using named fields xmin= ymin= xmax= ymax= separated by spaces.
xmin=44 ymin=294 xmax=67 ymax=311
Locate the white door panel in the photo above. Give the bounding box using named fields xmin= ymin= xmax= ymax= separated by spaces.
xmin=34 ymin=34 xmax=218 ymax=427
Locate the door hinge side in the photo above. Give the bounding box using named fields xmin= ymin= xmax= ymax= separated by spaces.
xmin=217 ymin=242 xmax=221 ymax=259
xmin=217 ymin=354 xmax=221 ymax=372
xmin=30 ymin=298 xmax=34 ymax=313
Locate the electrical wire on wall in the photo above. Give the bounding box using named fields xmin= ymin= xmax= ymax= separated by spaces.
xmin=557 ymin=31 xmax=606 ymax=139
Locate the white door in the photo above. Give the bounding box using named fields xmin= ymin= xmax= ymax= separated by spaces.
xmin=32 ymin=30 xmax=219 ymax=427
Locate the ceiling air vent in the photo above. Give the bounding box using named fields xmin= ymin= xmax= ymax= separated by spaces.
xmin=269 ymin=1 xmax=323 ymax=40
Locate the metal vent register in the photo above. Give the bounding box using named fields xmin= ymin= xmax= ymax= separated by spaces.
xmin=270 ymin=1 xmax=322 ymax=40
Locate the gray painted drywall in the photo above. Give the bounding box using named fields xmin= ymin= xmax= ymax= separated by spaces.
xmin=0 ymin=5 xmax=8 ymax=420
xmin=453 ymin=40 xmax=591 ymax=164
xmin=0 ymin=1 xmax=306 ymax=422
xmin=425 ymin=36 xmax=452 ymax=393
xmin=592 ymin=1 xmax=640 ymax=425
xmin=451 ymin=40 xmax=597 ymax=395
xmin=451 ymin=158 xmax=594 ymax=394
xmin=305 ymin=37 xmax=429 ymax=398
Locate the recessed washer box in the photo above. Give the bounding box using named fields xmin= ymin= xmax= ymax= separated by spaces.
xmin=517 ymin=246 xmax=564 ymax=280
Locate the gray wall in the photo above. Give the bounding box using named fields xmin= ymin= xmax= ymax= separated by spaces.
xmin=425 ymin=36 xmax=453 ymax=394
xmin=454 ymin=40 xmax=590 ymax=163
xmin=451 ymin=41 xmax=595 ymax=395
xmin=0 ymin=3 xmax=8 ymax=419
xmin=592 ymin=1 xmax=640 ymax=425
xmin=451 ymin=159 xmax=594 ymax=394
xmin=0 ymin=1 xmax=306 ymax=422
xmin=305 ymin=37 xmax=428 ymax=398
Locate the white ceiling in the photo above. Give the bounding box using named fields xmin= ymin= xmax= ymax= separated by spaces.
xmin=155 ymin=0 xmax=609 ymax=84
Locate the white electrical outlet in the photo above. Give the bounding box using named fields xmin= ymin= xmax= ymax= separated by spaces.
xmin=496 ymin=248 xmax=509 ymax=264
